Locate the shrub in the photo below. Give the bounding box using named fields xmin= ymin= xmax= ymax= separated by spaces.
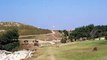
xmin=2 ymin=42 xmax=19 ymax=51
xmin=0 ymin=27 xmax=19 ymax=51
xmin=105 ymin=36 xmax=107 ymax=40
xmin=61 ymin=38 xmax=67 ymax=43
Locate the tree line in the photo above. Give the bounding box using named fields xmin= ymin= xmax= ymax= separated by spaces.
xmin=59 ymin=24 xmax=107 ymax=43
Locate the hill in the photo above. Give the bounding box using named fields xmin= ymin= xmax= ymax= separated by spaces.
xmin=0 ymin=22 xmax=62 ymax=41
xmin=0 ymin=22 xmax=51 ymax=35
xmin=19 ymin=30 xmax=62 ymax=41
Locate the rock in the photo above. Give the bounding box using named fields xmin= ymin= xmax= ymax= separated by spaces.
xmin=92 ymin=47 xmax=97 ymax=51
xmin=0 ymin=50 xmax=33 ymax=60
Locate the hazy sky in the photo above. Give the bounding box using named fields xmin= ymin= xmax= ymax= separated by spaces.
xmin=0 ymin=0 xmax=107 ymax=30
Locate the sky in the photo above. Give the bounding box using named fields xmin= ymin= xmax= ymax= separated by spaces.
xmin=0 ymin=0 xmax=107 ymax=30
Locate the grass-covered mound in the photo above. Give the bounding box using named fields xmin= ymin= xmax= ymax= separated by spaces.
xmin=0 ymin=22 xmax=51 ymax=35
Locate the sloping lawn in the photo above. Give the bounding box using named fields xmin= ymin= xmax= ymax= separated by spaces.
xmin=54 ymin=40 xmax=107 ymax=60
xmin=30 ymin=40 xmax=107 ymax=60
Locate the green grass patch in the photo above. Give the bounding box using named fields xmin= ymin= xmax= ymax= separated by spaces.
xmin=31 ymin=40 xmax=107 ymax=60
xmin=54 ymin=40 xmax=107 ymax=60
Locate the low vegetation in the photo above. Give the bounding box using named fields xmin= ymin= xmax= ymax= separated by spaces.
xmin=32 ymin=40 xmax=107 ymax=60
xmin=0 ymin=22 xmax=51 ymax=35
xmin=0 ymin=27 xmax=19 ymax=51
xmin=18 ymin=24 xmax=51 ymax=35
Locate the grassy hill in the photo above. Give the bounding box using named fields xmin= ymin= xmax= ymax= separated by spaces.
xmin=0 ymin=22 xmax=62 ymax=41
xmin=0 ymin=22 xmax=51 ymax=35
xmin=19 ymin=30 xmax=62 ymax=41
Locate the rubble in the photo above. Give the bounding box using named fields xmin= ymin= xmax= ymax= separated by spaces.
xmin=0 ymin=50 xmax=33 ymax=60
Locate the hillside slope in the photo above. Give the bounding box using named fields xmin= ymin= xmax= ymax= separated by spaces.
xmin=19 ymin=30 xmax=62 ymax=41
xmin=0 ymin=22 xmax=51 ymax=35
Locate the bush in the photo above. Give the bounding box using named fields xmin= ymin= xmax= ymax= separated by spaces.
xmin=61 ymin=38 xmax=67 ymax=43
xmin=105 ymin=36 xmax=107 ymax=40
xmin=2 ymin=42 xmax=19 ymax=51
xmin=0 ymin=27 xmax=19 ymax=51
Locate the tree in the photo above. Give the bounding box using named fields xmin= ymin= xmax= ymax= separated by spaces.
xmin=59 ymin=24 xmax=107 ymax=42
xmin=59 ymin=30 xmax=69 ymax=43
xmin=69 ymin=32 xmax=74 ymax=42
xmin=61 ymin=38 xmax=67 ymax=43
xmin=0 ymin=27 xmax=19 ymax=51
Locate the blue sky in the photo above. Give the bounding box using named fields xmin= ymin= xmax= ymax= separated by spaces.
xmin=0 ymin=0 xmax=107 ymax=30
